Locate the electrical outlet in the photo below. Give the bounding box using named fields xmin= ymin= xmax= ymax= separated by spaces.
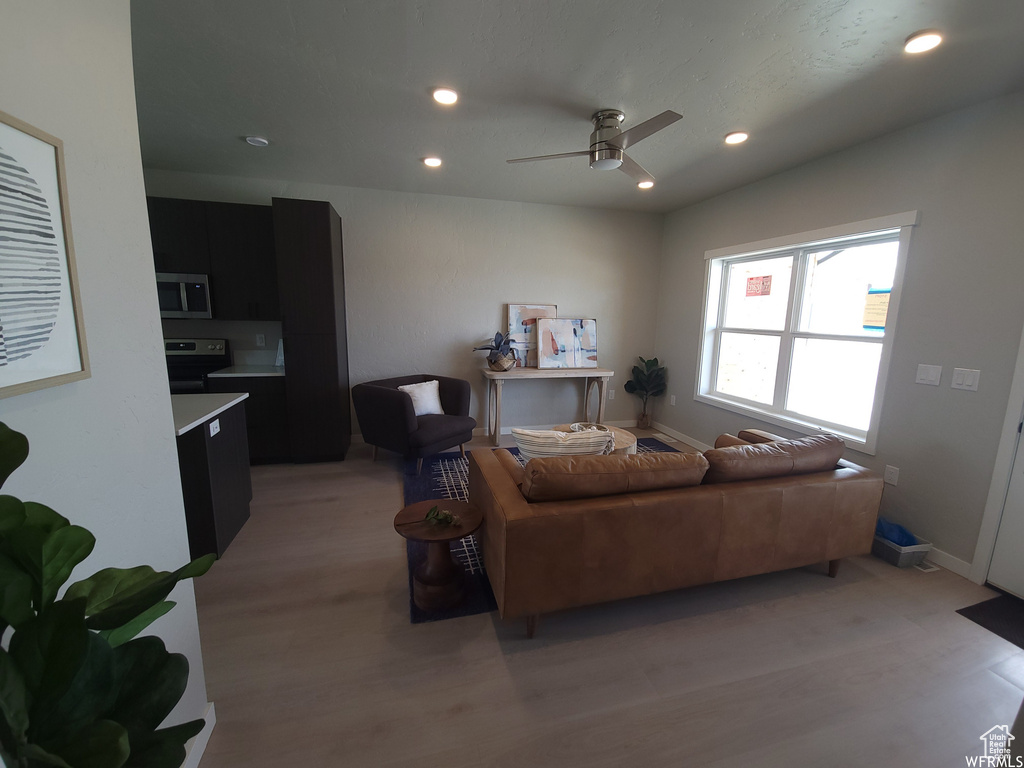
xmin=884 ymin=465 xmax=899 ymax=485
xmin=209 ymin=418 xmax=220 ymax=437
xmin=670 ymin=395 xmax=676 ymax=406
xmin=256 ymin=333 xmax=266 ymax=348
xmin=608 ymin=389 xmax=615 ymax=400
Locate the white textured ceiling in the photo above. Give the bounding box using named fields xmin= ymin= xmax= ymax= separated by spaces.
xmin=130 ymin=0 xmax=1024 ymax=213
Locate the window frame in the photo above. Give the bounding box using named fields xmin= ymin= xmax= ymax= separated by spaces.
xmin=695 ymin=212 xmax=918 ymax=454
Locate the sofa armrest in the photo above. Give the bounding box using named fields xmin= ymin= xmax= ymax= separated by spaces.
xmin=469 ymin=448 xmax=587 ymax=620
xmin=714 ymin=433 xmax=749 ymax=448
xmin=737 ymin=428 xmax=789 ymax=444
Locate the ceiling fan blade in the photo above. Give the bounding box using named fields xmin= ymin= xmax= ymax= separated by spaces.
xmin=607 ymin=110 xmax=682 ymax=150
xmin=506 ymin=151 xmax=590 ymax=164
xmin=618 ymin=152 xmax=654 ymax=184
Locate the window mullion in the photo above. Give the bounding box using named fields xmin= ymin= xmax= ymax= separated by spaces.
xmin=773 ymin=251 xmax=802 ymax=410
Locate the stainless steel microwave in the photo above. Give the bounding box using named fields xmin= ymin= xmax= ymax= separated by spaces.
xmin=156 ymin=272 xmax=212 ymax=319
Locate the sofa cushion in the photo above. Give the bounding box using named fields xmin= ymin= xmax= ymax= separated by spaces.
xmin=407 ymin=414 xmax=476 ymax=449
xmin=397 ymin=379 xmax=444 ymax=416
xmin=511 ymin=428 xmax=614 ymax=461
xmin=703 ymin=434 xmax=845 ymax=484
xmin=520 ymin=451 xmax=710 ymax=502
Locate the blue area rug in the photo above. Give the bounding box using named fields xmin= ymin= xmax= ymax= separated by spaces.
xmin=401 ymin=438 xmax=678 ymax=624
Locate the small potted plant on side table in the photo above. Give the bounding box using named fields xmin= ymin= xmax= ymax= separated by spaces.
xmin=474 ymin=331 xmax=518 ymax=371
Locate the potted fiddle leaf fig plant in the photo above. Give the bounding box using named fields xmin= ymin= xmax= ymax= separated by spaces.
xmin=473 ymin=331 xmax=518 ymax=371
xmin=0 ymin=420 xmax=215 ymax=768
xmin=624 ymin=356 xmax=667 ymax=429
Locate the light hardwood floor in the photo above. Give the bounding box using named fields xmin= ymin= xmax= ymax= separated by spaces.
xmin=193 ymin=429 xmax=1024 ymax=767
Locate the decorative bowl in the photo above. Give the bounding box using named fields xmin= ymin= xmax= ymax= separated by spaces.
xmin=569 ymin=422 xmax=609 ymax=432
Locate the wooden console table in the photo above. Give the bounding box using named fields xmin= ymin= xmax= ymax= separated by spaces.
xmin=481 ymin=367 xmax=615 ymax=446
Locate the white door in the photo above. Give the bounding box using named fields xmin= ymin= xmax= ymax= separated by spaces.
xmin=989 ymin=426 xmax=1024 ymax=598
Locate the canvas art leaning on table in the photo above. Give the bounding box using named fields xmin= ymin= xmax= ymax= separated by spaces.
xmin=507 ymin=303 xmax=556 ymax=367
xmin=537 ymin=317 xmax=598 ymax=368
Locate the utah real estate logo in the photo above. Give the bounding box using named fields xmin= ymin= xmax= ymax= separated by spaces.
xmin=967 ymin=725 xmax=1019 ymax=767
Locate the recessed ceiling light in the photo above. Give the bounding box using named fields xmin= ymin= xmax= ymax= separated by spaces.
xmin=433 ymin=88 xmax=458 ymax=105
xmin=423 ymin=157 xmax=442 ymax=168
xmin=904 ymin=30 xmax=942 ymax=53
xmin=245 ymin=136 xmax=270 ymax=147
xmin=637 ymin=180 xmax=654 ymax=190
xmin=725 ymin=131 xmax=749 ymax=145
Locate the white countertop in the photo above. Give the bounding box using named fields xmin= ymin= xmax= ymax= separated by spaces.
xmin=171 ymin=393 xmax=249 ymax=436
xmin=207 ymin=365 xmax=286 ymax=378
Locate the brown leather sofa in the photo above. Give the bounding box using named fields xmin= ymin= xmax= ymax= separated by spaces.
xmin=468 ymin=429 xmax=883 ymax=637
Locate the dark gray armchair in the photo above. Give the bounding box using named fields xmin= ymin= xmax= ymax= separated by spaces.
xmin=352 ymin=374 xmax=477 ymax=474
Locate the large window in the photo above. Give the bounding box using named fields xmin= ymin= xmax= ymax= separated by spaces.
xmin=696 ymin=212 xmax=917 ymax=453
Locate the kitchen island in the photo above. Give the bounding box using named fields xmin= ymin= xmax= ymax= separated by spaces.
xmin=171 ymin=393 xmax=252 ymax=559
xmin=206 ymin=367 xmax=288 ymax=463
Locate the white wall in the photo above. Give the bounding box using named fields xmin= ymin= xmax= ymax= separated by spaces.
xmin=143 ymin=172 xmax=665 ymax=429
xmin=655 ymin=91 xmax=1024 ymax=564
xmin=0 ymin=0 xmax=209 ymax=731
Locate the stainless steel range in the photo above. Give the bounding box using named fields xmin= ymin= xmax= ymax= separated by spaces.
xmin=164 ymin=338 xmax=230 ymax=394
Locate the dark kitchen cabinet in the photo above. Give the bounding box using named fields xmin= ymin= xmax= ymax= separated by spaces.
xmin=147 ymin=196 xmax=280 ymax=320
xmin=273 ymin=197 xmax=351 ymax=462
xmin=206 ymin=202 xmax=280 ymax=320
xmin=175 ymin=401 xmax=252 ymax=559
xmin=147 ymin=197 xmax=210 ymax=274
xmin=279 ymin=334 xmax=350 ymax=462
xmin=206 ymin=376 xmax=289 ymax=464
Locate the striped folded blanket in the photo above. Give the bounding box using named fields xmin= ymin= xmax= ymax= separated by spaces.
xmin=511 ymin=427 xmax=615 ymax=461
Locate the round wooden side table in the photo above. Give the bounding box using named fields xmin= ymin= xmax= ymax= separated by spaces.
xmin=394 ymin=499 xmax=482 ymax=611
xmin=553 ymin=423 xmax=638 ymax=455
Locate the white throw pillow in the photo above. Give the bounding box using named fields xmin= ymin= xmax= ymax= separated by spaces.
xmin=397 ymin=380 xmax=444 ymax=416
xmin=511 ymin=428 xmax=614 ymax=461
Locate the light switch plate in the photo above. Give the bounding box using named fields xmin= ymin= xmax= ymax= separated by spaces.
xmin=915 ymin=364 xmax=942 ymax=386
xmin=209 ymin=418 xmax=220 ymax=437
xmin=952 ymin=368 xmax=980 ymax=391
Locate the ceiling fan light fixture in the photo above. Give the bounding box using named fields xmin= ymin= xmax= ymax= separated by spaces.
xmin=432 ymin=88 xmax=458 ymax=105
xmin=637 ymin=180 xmax=654 ymax=189
xmin=590 ymin=146 xmax=623 ymax=170
xmin=422 ymin=156 xmax=442 ymax=168
xmin=244 ymin=135 xmax=270 ymax=147
xmin=725 ymin=131 xmax=749 ymax=145
xmin=904 ymin=30 xmax=942 ymax=53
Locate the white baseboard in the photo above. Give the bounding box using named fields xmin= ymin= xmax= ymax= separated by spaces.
xmin=924 ymin=547 xmax=972 ymax=578
xmin=650 ymin=422 xmax=712 ymax=451
xmin=182 ymin=702 xmax=216 ymax=768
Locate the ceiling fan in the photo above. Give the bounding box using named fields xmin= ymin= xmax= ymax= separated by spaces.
xmin=506 ymin=109 xmax=682 ymax=186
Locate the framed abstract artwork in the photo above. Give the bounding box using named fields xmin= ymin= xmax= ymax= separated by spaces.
xmin=0 ymin=110 xmax=89 ymax=398
xmin=507 ymin=303 xmax=556 ymax=367
xmin=537 ymin=318 xmax=598 ymax=369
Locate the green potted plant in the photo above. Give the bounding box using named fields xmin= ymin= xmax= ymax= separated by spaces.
xmin=473 ymin=331 xmax=518 ymax=371
xmin=0 ymin=421 xmax=215 ymax=768
xmin=624 ymin=356 xmax=667 ymax=429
